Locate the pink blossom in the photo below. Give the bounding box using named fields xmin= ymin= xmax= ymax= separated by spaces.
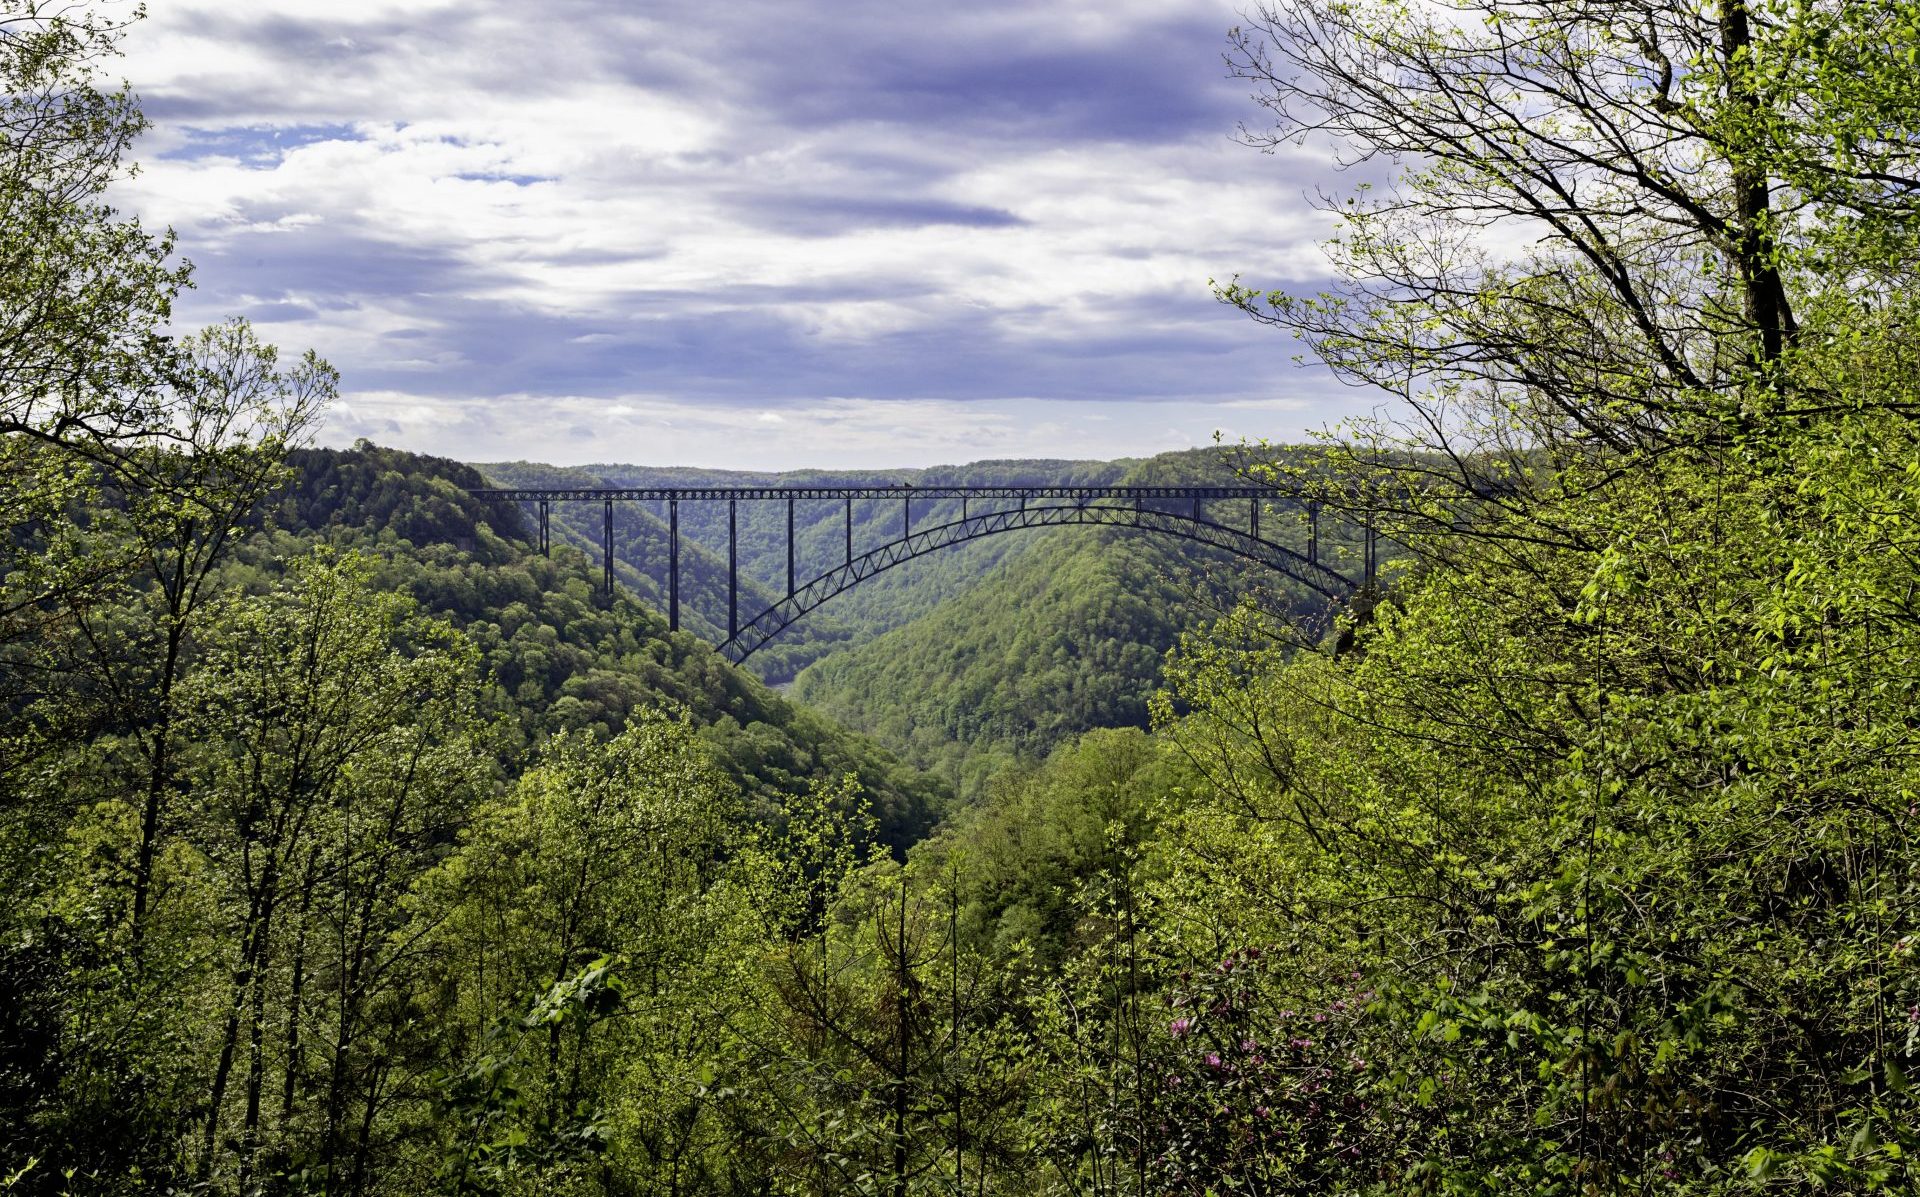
xmin=1170 ymin=1017 xmax=1194 ymax=1038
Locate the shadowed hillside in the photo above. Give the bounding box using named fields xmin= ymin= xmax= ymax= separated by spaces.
xmin=271 ymin=442 xmax=948 ymax=848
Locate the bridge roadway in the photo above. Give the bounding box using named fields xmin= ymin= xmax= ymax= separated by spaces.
xmin=473 ymin=484 xmax=1282 ymax=502
xmin=469 ymin=484 xmax=1375 ymax=662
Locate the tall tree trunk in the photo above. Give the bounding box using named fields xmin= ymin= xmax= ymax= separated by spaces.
xmin=129 ymin=615 xmax=185 ymax=954
xmin=346 ymin=1054 xmax=391 ymax=1197
xmin=281 ymin=849 xmax=319 ymax=1119
xmin=237 ymin=874 xmax=281 ymax=1193
xmin=891 ymin=886 xmax=909 ymax=1197
xmin=199 ymin=888 xmax=267 ymax=1178
xmin=1719 ymin=0 xmax=1797 ymax=372
xmin=321 ymin=874 xmax=362 ymax=1183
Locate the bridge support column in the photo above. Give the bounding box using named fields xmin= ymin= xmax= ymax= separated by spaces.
xmin=603 ymin=499 xmax=614 ymax=594
xmin=668 ymin=498 xmax=679 ymax=632
xmin=470 ymin=483 xmax=1353 ymax=660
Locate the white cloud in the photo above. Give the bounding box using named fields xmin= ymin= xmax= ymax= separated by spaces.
xmin=323 ymin=391 xmax=1345 ymax=470
xmin=110 ymin=0 xmax=1370 ymax=466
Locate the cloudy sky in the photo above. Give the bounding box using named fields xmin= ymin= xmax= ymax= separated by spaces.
xmin=114 ymin=0 xmax=1365 ymax=469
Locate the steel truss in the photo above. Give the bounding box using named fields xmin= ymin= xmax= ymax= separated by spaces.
xmin=470 ymin=485 xmax=1376 ymax=663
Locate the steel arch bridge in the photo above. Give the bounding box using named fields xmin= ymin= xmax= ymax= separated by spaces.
xmin=469 ymin=485 xmax=1377 ymax=663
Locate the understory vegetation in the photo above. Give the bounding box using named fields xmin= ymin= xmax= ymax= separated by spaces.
xmin=5 ymin=2 xmax=1920 ymax=1194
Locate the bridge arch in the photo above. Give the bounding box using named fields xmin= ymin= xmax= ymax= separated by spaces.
xmin=721 ymin=502 xmax=1355 ymax=663
xmin=470 ymin=484 xmax=1375 ymax=662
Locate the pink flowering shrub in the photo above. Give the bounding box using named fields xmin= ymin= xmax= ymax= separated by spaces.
xmin=1146 ymin=947 xmax=1381 ymax=1194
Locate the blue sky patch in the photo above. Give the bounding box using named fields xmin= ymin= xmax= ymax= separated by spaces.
xmin=157 ymin=122 xmax=362 ymax=167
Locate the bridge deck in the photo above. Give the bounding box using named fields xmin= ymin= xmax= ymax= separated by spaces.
xmin=470 ymin=482 xmax=1370 ymax=659
xmin=471 ymin=484 xmax=1278 ymax=502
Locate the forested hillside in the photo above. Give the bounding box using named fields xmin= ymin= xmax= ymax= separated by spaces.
xmin=7 ymin=3 xmax=1920 ymax=1195
xmin=267 ymin=443 xmax=946 ymax=847
xmin=792 ymin=524 xmax=1205 ymax=793
xmin=790 ymin=450 xmax=1345 ymax=794
xmin=469 ymin=459 xmax=861 ymax=681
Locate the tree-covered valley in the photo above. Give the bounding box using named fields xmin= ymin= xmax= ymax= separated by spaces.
xmin=476 ymin=449 xmax=1344 ymax=796
xmin=6 ymin=2 xmax=1920 ymax=1195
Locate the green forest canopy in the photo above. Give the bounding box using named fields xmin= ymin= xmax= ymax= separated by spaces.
xmin=4 ymin=2 xmax=1920 ymax=1194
